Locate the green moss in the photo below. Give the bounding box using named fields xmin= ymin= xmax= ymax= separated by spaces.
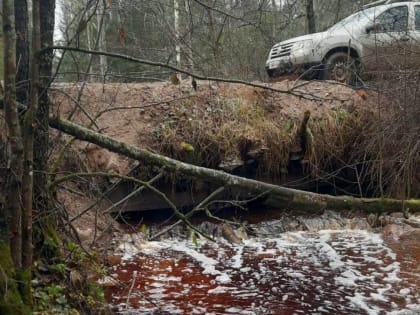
xmin=18 ymin=268 xmax=32 ymax=306
xmin=0 ymin=241 xmax=31 ymax=315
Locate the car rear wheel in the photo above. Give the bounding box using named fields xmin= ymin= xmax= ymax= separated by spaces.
xmin=322 ymin=52 xmax=358 ymax=84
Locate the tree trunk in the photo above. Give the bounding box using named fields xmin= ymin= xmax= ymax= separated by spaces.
xmin=34 ymin=0 xmax=55 ymax=217
xmin=86 ymin=4 xmax=93 ymax=81
xmin=184 ymin=0 xmax=194 ymax=73
xmin=21 ymin=0 xmax=40 ymax=279
xmin=97 ymin=0 xmax=108 ymax=79
xmin=3 ymin=0 xmax=24 ymax=269
xmin=0 ymin=242 xmax=30 ymax=314
xmin=271 ymin=0 xmax=277 ymax=39
xmin=14 ymin=0 xmax=29 ymax=106
xmin=174 ymin=0 xmax=181 ymax=74
xmin=306 ymin=0 xmax=316 ymax=34
xmin=1 ymin=0 xmax=30 ymax=313
xmin=48 ymin=116 xmax=420 ymax=214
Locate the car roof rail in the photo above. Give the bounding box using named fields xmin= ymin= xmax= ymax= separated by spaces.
xmin=362 ymin=0 xmax=420 ymax=9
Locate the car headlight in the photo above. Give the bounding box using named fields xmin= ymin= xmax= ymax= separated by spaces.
xmin=294 ymin=40 xmax=313 ymax=50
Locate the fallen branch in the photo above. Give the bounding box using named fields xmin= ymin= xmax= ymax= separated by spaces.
xmin=48 ymin=115 xmax=420 ymax=214
xmin=125 ymin=270 xmax=137 ymax=308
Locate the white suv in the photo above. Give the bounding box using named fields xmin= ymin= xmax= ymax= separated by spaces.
xmin=266 ymin=1 xmax=420 ymax=82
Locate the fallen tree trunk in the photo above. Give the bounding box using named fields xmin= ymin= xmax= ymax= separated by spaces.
xmin=48 ymin=116 xmax=420 ymax=214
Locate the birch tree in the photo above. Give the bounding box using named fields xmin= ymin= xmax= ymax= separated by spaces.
xmin=174 ymin=0 xmax=181 ymax=70
xmin=96 ymin=0 xmax=108 ymax=78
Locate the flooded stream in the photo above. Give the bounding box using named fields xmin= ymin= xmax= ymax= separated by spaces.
xmin=105 ymin=215 xmax=420 ymax=314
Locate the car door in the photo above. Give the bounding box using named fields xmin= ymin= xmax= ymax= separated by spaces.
xmin=359 ymin=5 xmax=410 ymax=73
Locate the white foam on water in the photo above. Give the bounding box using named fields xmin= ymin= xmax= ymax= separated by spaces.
xmin=147 ymin=287 xmax=164 ymax=295
xmin=117 ymin=242 xmax=139 ymax=260
xmin=112 ymin=229 xmax=419 ymax=314
xmin=318 ymin=241 xmax=345 ymax=269
xmin=347 ymin=292 xmax=380 ymax=315
xmin=170 ymin=242 xmax=220 ymax=276
xmin=231 ymin=245 xmax=243 ymax=269
xmin=191 ymin=306 xmax=207 ymax=314
xmin=161 ymin=303 xmax=183 ymax=314
xmin=215 ymin=273 xmax=231 ymax=284
xmin=383 ymin=262 xmax=402 ymax=283
xmin=370 ymin=292 xmax=388 ymax=302
xmin=207 ymin=286 xmax=232 ymax=294
xmin=336 ymin=269 xmax=359 ymax=287
xmin=288 ymin=271 xmax=306 ymax=279
xmin=399 ymin=288 xmax=411 ymax=295
xmin=149 ymin=275 xmax=181 ymax=282
xmin=225 ymin=307 xmax=256 ymax=314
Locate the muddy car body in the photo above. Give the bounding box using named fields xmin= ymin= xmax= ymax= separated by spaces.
xmin=266 ymin=1 xmax=420 ymax=82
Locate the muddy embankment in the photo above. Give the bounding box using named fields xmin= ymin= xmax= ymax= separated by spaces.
xmin=50 ymin=79 xmax=393 ymax=216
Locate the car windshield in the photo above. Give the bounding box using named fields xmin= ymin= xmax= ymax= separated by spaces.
xmin=328 ymin=7 xmax=379 ymax=32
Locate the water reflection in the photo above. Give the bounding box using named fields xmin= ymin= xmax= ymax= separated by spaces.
xmin=106 ymin=228 xmax=420 ymax=315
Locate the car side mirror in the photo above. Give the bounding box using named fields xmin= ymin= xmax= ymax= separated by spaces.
xmin=366 ymin=24 xmax=375 ymax=34
xmin=366 ymin=23 xmax=383 ymax=34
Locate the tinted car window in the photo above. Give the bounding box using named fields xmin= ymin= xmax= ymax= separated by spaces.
xmin=375 ymin=6 xmax=408 ymax=32
xmin=415 ymin=6 xmax=420 ymax=30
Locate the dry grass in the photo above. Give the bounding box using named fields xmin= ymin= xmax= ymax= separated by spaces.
xmin=357 ymin=76 xmax=420 ymax=199
xmin=154 ymin=97 xmax=291 ymax=177
xmin=154 ymin=91 xmax=377 ymax=189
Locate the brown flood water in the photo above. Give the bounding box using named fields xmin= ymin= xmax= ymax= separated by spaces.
xmin=104 ymin=221 xmax=420 ymax=315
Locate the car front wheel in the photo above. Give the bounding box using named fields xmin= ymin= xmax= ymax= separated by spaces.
xmin=322 ymin=52 xmax=358 ymax=84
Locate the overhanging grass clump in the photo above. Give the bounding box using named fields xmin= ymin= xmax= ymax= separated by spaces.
xmin=154 ymin=98 xmax=291 ymax=178
xmin=153 ymin=93 xmax=375 ymax=188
